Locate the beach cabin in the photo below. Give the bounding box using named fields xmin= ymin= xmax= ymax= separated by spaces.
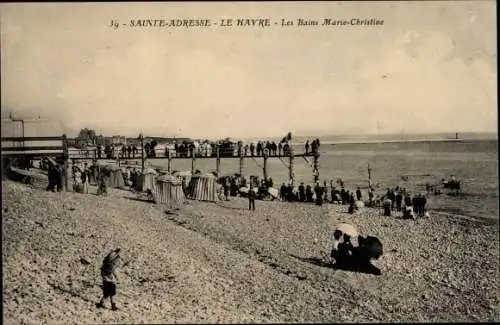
xmin=187 ymin=173 xmax=217 ymax=202
xmin=153 ymin=174 xmax=185 ymax=207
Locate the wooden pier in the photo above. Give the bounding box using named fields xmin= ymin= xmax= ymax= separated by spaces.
xmin=71 ymin=150 xmax=319 ymax=185
xmin=2 ymin=133 xmax=321 ymax=187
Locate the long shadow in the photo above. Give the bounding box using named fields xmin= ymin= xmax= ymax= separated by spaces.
xmin=290 ymin=254 xmax=382 ymax=276
xmin=215 ymin=202 xmax=248 ymax=211
xmin=48 ymin=282 xmax=95 ymax=304
xmin=123 ymin=196 xmax=154 ymax=203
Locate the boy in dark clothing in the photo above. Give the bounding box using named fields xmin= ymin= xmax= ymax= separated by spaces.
xmin=97 ymin=248 xmax=122 ymax=310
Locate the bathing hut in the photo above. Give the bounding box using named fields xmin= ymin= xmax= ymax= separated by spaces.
xmin=153 ymin=174 xmax=185 ymax=207
xmin=187 ymin=173 xmax=217 ymax=202
xmin=136 ymin=168 xmax=157 ymax=192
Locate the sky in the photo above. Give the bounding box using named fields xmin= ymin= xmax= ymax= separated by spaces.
xmin=0 ymin=1 xmax=497 ymax=139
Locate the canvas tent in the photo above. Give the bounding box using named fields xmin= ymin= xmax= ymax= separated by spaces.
xmin=153 ymin=174 xmax=185 ymax=207
xmin=187 ymin=173 xmax=217 ymax=202
xmin=135 ymin=168 xmax=157 ymax=192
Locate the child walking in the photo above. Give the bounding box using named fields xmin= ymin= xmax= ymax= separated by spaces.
xmin=97 ymin=248 xmax=122 ymax=310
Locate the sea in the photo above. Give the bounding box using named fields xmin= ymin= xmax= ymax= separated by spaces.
xmin=151 ymin=132 xmax=498 ymax=221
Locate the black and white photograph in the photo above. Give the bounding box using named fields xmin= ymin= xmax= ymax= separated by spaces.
xmin=1 ymin=1 xmax=498 ymax=323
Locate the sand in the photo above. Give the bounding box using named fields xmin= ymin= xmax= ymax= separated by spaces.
xmin=2 ymin=179 xmax=499 ymax=323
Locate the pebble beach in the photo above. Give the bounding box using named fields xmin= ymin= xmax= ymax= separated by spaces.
xmin=2 ymin=179 xmax=499 ymax=323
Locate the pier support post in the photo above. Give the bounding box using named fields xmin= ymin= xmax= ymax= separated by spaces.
xmin=62 ymin=134 xmax=69 ymax=191
xmin=263 ymin=155 xmax=268 ymax=182
xmin=216 ymin=144 xmax=221 ymax=175
xmin=367 ymin=163 xmax=372 ymax=188
xmin=140 ymin=134 xmax=145 ymax=174
xmin=191 ymin=156 xmax=196 ymax=175
xmin=239 ymin=147 xmax=245 ymax=176
xmin=313 ymin=152 xmax=320 ymax=183
xmin=167 ymin=152 xmax=172 ymax=174
xmin=288 ymin=145 xmax=294 ymax=186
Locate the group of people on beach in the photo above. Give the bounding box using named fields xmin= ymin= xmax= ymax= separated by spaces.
xmin=278 ymin=179 xmax=362 ymax=206
xmin=378 ymin=187 xmax=428 ymax=219
xmin=274 ymin=178 xmax=428 ymax=219
xmin=69 ymin=159 xmax=147 ymax=196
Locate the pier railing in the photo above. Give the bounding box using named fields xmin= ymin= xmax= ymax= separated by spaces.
xmin=2 ymin=134 xmax=321 ymax=187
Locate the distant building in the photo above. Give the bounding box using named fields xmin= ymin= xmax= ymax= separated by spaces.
xmin=111 ymin=135 xmax=126 ymax=145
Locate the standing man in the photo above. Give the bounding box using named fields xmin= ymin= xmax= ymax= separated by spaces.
xmin=368 ymin=186 xmax=374 ymax=206
xmin=248 ymin=184 xmax=256 ymax=211
xmin=356 ymin=187 xmax=362 ymax=201
xmin=314 ymin=181 xmax=324 ymax=206
xmin=96 ymin=248 xmax=122 ymax=311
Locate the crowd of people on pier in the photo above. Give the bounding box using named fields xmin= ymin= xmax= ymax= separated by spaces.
xmin=84 ymin=135 xmax=322 ymax=161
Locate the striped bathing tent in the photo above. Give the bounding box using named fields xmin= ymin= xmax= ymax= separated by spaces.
xmin=153 ymin=174 xmax=185 ymax=207
xmin=135 ymin=168 xmax=157 ymax=192
xmin=187 ymin=173 xmax=217 ymax=202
